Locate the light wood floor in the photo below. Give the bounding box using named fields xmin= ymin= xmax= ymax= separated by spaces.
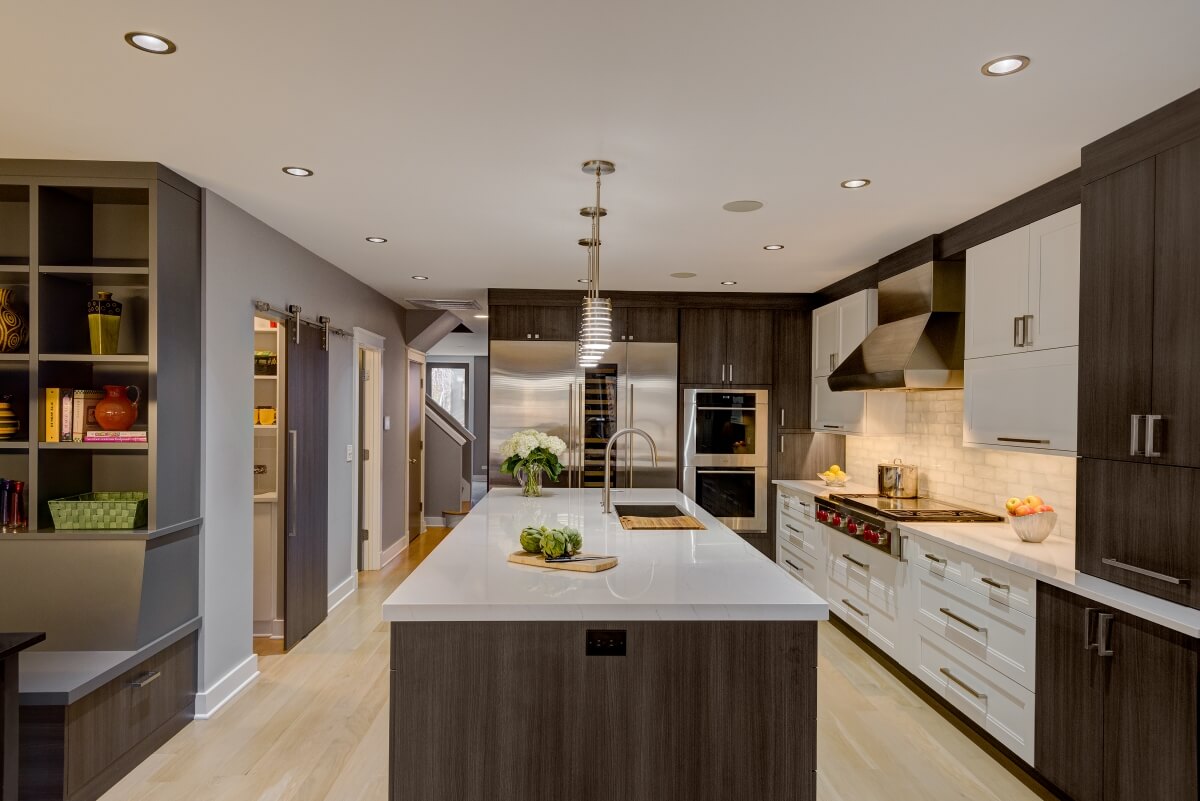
xmin=100 ymin=527 xmax=1045 ymax=801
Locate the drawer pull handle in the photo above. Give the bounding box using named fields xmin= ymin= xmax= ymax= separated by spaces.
xmin=1096 ymin=612 xmax=1115 ymax=657
xmin=996 ymin=436 xmax=1051 ymax=445
xmin=980 ymin=576 xmax=1010 ymax=591
xmin=130 ymin=670 xmax=161 ymax=689
xmin=940 ymin=607 xmax=986 ymax=634
xmin=821 ymin=424 xmax=844 ymax=430
xmin=784 ymin=559 xmax=802 ymax=573
xmin=1084 ymin=607 xmax=1100 ymax=651
xmin=784 ymin=524 xmax=801 ymax=534
xmin=1101 ymin=558 xmax=1188 ymax=585
xmin=842 ymin=598 xmax=867 ymax=618
xmin=940 ymin=667 xmax=987 ymax=700
xmin=842 ymin=554 xmax=869 ymax=571
xmin=923 ymin=553 xmax=947 ymax=565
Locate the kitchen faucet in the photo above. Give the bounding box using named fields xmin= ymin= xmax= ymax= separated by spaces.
xmin=603 ymin=428 xmax=659 ymax=513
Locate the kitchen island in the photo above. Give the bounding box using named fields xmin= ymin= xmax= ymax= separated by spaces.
xmin=383 ymin=487 xmax=827 ymax=801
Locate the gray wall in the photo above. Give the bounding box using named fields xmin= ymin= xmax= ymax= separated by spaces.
xmin=201 ymin=191 xmax=409 ymax=698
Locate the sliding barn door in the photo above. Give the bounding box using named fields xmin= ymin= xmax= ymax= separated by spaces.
xmin=285 ymin=321 xmax=330 ymax=649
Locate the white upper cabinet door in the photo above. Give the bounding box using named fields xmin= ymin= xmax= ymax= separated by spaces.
xmin=1026 ymin=205 xmax=1081 ymax=352
xmin=813 ymin=303 xmax=840 ymax=378
xmin=966 ymin=226 xmax=1030 ymax=359
xmin=812 ymin=377 xmax=865 ymax=434
xmin=963 ymin=348 xmax=1078 ymax=455
xmin=837 ymin=289 xmax=876 ymax=363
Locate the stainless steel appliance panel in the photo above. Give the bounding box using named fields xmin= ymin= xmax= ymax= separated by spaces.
xmin=683 ymin=466 xmax=768 ymax=532
xmin=488 ymin=340 xmax=579 ymax=488
xmin=682 ymin=388 xmax=770 ymax=468
xmin=620 ymin=342 xmax=678 ymax=489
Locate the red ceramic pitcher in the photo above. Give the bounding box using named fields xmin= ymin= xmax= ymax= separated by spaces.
xmin=95 ymin=385 xmax=140 ymax=431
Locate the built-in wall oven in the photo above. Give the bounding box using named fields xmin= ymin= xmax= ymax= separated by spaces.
xmin=682 ymin=389 xmax=769 ymax=533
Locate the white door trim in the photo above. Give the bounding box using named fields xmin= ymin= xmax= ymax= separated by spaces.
xmin=352 ymin=328 xmax=386 ymax=572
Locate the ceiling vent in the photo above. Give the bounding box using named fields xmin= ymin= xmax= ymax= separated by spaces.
xmin=406 ymin=298 xmax=482 ymax=311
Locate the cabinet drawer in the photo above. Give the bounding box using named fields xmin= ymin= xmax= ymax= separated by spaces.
xmin=65 ymin=633 xmax=197 ymax=795
xmin=906 ymin=533 xmax=1036 ymax=617
xmin=828 ymin=539 xmax=906 ymax=665
xmin=778 ymin=542 xmax=824 ymax=598
xmin=778 ymin=490 xmax=816 ymax=520
xmin=915 ymin=630 xmax=1035 ymax=764
xmin=913 ymin=569 xmax=1036 ymax=691
xmin=778 ymin=515 xmax=822 ymax=560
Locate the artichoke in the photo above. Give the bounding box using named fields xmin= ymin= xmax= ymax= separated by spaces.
xmin=562 ymin=527 xmax=583 ymax=556
xmin=519 ymin=526 xmax=546 ymax=553
xmin=540 ymin=529 xmax=568 ymax=559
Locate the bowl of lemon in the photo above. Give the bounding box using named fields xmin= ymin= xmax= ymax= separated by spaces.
xmin=818 ymin=464 xmax=850 ymax=487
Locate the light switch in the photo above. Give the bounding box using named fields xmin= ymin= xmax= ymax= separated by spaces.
xmin=384 ymin=416 xmax=391 ymax=430
xmin=346 ymin=445 xmax=353 ymax=462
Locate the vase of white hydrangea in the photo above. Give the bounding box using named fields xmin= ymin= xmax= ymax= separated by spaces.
xmin=498 ymin=429 xmax=567 ymax=497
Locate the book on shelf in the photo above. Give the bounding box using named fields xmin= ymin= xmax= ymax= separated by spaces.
xmin=71 ymin=390 xmax=106 ymax=442
xmin=61 ymin=391 xmax=73 ymax=442
xmin=44 ymin=388 xmax=60 ymax=443
xmin=83 ymin=430 xmax=148 ymax=443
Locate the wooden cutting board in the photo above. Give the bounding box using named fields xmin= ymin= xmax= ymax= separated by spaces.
xmin=506 ymin=551 xmax=618 ymax=572
xmin=618 ymin=515 xmax=706 ymax=530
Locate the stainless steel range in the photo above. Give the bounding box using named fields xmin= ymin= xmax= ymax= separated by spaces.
xmin=815 ymin=493 xmax=1003 ymax=558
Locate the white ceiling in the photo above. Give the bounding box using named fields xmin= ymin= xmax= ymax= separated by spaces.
xmin=3 ymin=0 xmax=1200 ymax=355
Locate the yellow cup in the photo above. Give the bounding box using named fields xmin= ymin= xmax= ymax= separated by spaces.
xmin=256 ymin=406 xmax=277 ymax=426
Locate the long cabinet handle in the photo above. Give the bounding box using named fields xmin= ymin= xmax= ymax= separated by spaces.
xmin=1023 ymin=314 xmax=1034 ymax=346
xmin=1096 ymin=613 xmax=1115 ymax=657
xmin=940 ymin=607 xmax=986 ymax=634
xmin=842 ymin=554 xmax=869 ymax=571
xmin=997 ymin=436 xmax=1051 ymax=445
xmin=1102 ymin=557 xmax=1189 ymax=585
xmin=721 ymin=364 xmax=726 ymax=382
xmin=1131 ymin=414 xmax=1145 ymax=457
xmin=1146 ymin=414 xmax=1162 ymax=458
xmin=779 ymin=435 xmax=785 ymax=454
xmin=780 ymin=407 xmax=785 ymax=427
xmin=287 ymin=430 xmax=298 ymax=538
xmin=729 ymin=363 xmax=734 ymax=383
xmin=923 ymin=553 xmax=947 ymax=565
xmin=842 ymin=598 xmax=867 ymax=618
xmin=784 ymin=559 xmax=802 ymax=572
xmin=129 ymin=670 xmax=161 ymax=689
xmin=1013 ymin=316 xmax=1023 ymax=348
xmin=783 ymin=523 xmax=803 ymax=534
xmin=979 ymin=576 xmax=1009 ymax=591
xmin=1084 ymin=607 xmax=1100 ymax=651
xmin=821 ymin=424 xmax=844 ymax=430
xmin=940 ymin=667 xmax=987 ymax=700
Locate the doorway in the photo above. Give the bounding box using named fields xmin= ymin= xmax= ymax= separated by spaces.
xmin=407 ymin=349 xmax=426 ymax=543
xmin=354 ymin=329 xmax=385 ymax=571
xmin=252 ymin=314 xmax=286 ymax=656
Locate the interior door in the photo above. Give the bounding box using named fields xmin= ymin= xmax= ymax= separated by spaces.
xmin=1103 ymin=610 xmax=1199 ymax=801
xmin=1152 ymin=137 xmax=1200 ymax=468
xmin=407 ymin=358 xmax=423 ymax=542
xmin=1034 ymin=583 xmax=1106 ymax=801
xmin=1077 ymin=158 xmax=1156 ymax=462
xmin=285 ymin=320 xmax=329 ymax=650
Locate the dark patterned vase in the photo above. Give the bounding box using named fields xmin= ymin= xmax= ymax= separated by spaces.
xmin=0 ymin=288 xmax=28 ymax=353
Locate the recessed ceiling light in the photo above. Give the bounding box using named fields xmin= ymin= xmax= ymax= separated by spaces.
xmin=473 ymin=314 xmax=489 ymax=319
xmin=282 ymin=166 xmax=314 ymax=177
xmin=721 ymin=281 xmax=738 ymax=286
xmin=670 ymin=272 xmax=697 ymax=279
xmin=981 ymin=55 xmax=1030 ymax=77
xmin=722 ymin=200 xmax=764 ymax=213
xmin=124 ymin=32 xmax=176 ymax=54
xmin=365 ymin=236 xmax=387 ymax=243
xmin=763 ymin=244 xmax=784 ymax=251
xmin=840 ymin=179 xmax=871 ymax=189
xmin=412 ymin=275 xmax=429 ymax=280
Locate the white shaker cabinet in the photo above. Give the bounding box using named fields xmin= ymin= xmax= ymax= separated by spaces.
xmin=812 ymin=377 xmax=906 ymax=436
xmin=963 ymin=348 xmax=1078 ymax=455
xmin=812 ymin=288 xmax=876 ymax=378
xmin=965 ymin=205 xmax=1080 ymax=359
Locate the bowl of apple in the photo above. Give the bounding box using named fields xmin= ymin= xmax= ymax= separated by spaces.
xmin=1005 ymin=495 xmax=1057 ymax=543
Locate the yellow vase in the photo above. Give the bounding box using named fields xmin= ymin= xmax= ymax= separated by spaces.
xmin=88 ymin=291 xmax=122 ymax=354
xmin=0 ymin=401 xmax=20 ymax=441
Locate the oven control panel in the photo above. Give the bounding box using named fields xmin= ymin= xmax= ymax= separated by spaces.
xmin=815 ymin=499 xmax=898 ymax=557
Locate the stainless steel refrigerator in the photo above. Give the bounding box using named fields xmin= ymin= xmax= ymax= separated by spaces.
xmin=489 ymin=340 xmax=678 ymax=490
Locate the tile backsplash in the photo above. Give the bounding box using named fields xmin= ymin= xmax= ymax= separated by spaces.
xmin=843 ymin=390 xmax=1076 ymax=540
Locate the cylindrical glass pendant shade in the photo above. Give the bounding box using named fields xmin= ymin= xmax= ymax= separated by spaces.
xmin=579 ymin=297 xmax=612 ymax=355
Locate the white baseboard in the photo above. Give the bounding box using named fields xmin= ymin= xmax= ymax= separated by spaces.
xmin=424 ymin=516 xmax=445 ymax=528
xmin=252 ymin=618 xmax=284 ymax=639
xmin=195 ymin=654 xmax=259 ymax=720
xmin=381 ymin=536 xmax=408 ymax=568
xmin=328 ymin=573 xmax=357 ymax=612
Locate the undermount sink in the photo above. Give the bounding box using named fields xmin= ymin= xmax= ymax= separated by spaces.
xmin=612 ymin=504 xmax=701 ymax=529
xmin=613 ymin=504 xmax=689 ymax=519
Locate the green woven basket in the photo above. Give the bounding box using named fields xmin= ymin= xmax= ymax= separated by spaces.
xmin=48 ymin=491 xmax=149 ymax=530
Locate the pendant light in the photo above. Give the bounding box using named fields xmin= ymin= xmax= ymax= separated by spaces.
xmin=577 ymin=160 xmax=614 ymax=365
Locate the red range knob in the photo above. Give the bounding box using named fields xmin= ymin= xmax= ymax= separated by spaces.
xmin=817 ymin=510 xmax=829 ymax=522
xmin=847 ymin=521 xmax=859 ymax=535
xmin=831 ymin=514 xmax=843 ymax=527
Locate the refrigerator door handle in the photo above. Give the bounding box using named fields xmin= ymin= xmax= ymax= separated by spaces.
xmin=567 ymin=383 xmax=576 ymax=488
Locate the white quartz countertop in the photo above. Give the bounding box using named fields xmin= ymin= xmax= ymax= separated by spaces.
xmin=382 ymin=488 xmax=829 ymax=623
xmin=898 ymin=520 xmax=1200 ymax=638
xmin=773 ymin=478 xmax=877 ymax=497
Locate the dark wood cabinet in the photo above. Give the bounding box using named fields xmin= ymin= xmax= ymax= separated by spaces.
xmin=1035 ymin=583 xmax=1198 ymax=801
xmin=612 ymin=306 xmax=678 ymax=342
xmin=488 ymin=305 xmax=578 ymax=341
xmin=1078 ymin=158 xmax=1156 ymax=463
xmin=1076 ymin=458 xmax=1199 ymax=608
xmin=772 ymin=310 xmax=811 ymax=430
xmin=679 ymin=308 xmax=774 ymax=385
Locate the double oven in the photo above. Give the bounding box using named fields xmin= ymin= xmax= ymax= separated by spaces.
xmin=682 ymin=389 xmax=769 ymax=533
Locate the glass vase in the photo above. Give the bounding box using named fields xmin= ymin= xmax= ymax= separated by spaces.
xmin=517 ymin=464 xmax=544 ymax=497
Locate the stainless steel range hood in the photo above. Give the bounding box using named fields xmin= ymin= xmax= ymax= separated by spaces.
xmin=828 ymin=261 xmax=965 ymax=392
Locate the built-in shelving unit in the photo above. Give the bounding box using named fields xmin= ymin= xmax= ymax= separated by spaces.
xmin=253 ymin=315 xmax=285 ymax=639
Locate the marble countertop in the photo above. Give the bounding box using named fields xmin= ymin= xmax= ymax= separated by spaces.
xmin=382 ymin=488 xmax=829 ymax=623
xmin=898 ymin=520 xmax=1200 ymax=637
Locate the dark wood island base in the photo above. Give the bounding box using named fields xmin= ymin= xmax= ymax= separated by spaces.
xmin=389 ymin=620 xmax=817 ymax=801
